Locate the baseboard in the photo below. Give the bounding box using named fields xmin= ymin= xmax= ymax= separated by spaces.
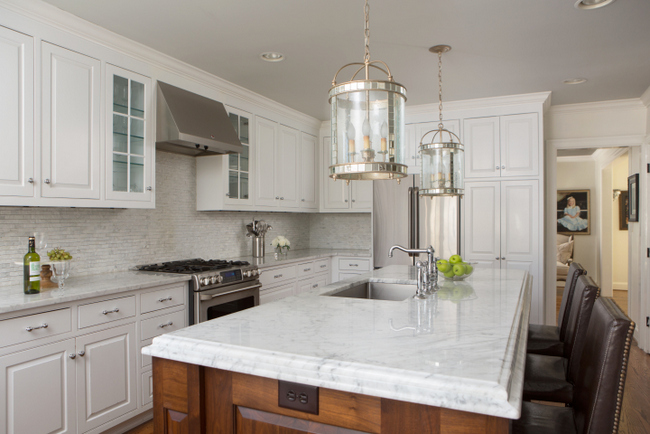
xmin=613 ymin=283 xmax=628 ymax=291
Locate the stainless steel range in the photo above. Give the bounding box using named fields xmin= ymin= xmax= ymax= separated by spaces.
xmin=137 ymin=259 xmax=260 ymax=324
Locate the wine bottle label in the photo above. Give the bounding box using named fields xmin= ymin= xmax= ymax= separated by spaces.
xmin=29 ymin=262 xmax=40 ymax=276
xmin=30 ymin=275 xmax=41 ymax=282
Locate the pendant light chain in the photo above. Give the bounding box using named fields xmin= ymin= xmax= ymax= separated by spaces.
xmin=364 ymin=0 xmax=370 ymax=65
xmin=438 ymin=51 xmax=444 ymax=129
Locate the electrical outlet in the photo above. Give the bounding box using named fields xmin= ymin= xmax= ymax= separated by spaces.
xmin=278 ymin=380 xmax=319 ymax=414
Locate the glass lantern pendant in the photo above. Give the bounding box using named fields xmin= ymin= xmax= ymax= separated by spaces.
xmin=328 ymin=0 xmax=407 ymax=182
xmin=419 ymin=45 xmax=464 ymax=197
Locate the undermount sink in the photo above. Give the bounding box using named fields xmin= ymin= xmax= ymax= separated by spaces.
xmin=325 ymin=282 xmax=417 ymax=301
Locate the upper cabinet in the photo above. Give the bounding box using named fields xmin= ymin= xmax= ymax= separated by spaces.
xmin=41 ymin=42 xmax=101 ymax=200
xmin=105 ymin=64 xmax=154 ymax=206
xmin=196 ymin=106 xmax=255 ymax=211
xmin=463 ymin=113 xmax=539 ymax=179
xmin=0 ymin=26 xmax=33 ymax=198
xmin=299 ymin=133 xmax=318 ymax=210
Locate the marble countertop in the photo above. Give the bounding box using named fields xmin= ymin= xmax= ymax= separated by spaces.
xmin=143 ymin=265 xmax=531 ymax=419
xmin=232 ymin=248 xmax=371 ymax=269
xmin=0 ymin=271 xmax=191 ymax=315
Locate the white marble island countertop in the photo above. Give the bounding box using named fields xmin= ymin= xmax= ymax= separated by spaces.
xmin=143 ymin=265 xmax=531 ymax=419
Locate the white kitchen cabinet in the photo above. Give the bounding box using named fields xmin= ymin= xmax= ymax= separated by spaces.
xmin=404 ymin=120 xmax=460 ymax=175
xmin=105 ymin=64 xmax=154 ymax=206
xmin=0 ymin=26 xmax=34 ymax=198
xmin=75 ymin=323 xmax=137 ymax=433
xmin=259 ymin=258 xmax=332 ymax=303
xmin=276 ymin=125 xmax=300 ymax=209
xmin=196 ymin=106 xmax=255 ymax=211
xmin=260 ymin=282 xmax=295 ymax=304
xmin=299 ymin=132 xmax=318 ymax=210
xmin=463 ymin=113 xmax=538 ymax=179
xmin=255 ymin=116 xmax=279 ymax=208
xmin=332 ymin=257 xmax=372 ymax=282
xmin=0 ymin=339 xmax=76 ymax=434
xmin=41 ymin=42 xmax=101 ymax=200
xmin=320 ymin=137 xmax=373 ymax=212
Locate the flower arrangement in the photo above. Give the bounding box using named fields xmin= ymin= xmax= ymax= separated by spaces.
xmin=271 ymin=236 xmax=290 ymax=250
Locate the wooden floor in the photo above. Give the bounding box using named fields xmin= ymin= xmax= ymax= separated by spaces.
xmin=124 ymin=289 xmax=649 ymax=434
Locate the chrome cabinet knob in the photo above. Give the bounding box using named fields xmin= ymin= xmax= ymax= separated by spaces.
xmin=69 ymin=353 xmax=76 ymax=359
xmin=496 ymin=257 xmax=500 ymax=260
xmin=280 ymin=197 xmax=284 ymax=200
xmin=27 ymin=178 xmax=34 ymax=184
xmin=352 ymin=199 xmax=356 ymax=203
xmin=496 ymin=166 xmax=500 ymax=170
xmin=345 ymin=199 xmax=348 ymax=203
xmin=44 ymin=179 xmax=51 ymax=184
xmin=78 ymin=350 xmax=85 ymax=357
xmin=501 ymin=257 xmax=506 ymax=260
xmin=146 ymin=186 xmax=152 ymax=191
xmin=301 ymin=199 xmax=305 ymax=202
xmin=501 ymin=166 xmax=505 ymax=169
xmin=275 ymin=196 xmax=279 ymax=199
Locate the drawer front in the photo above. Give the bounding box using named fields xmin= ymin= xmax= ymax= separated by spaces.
xmin=338 ymin=257 xmax=370 ymax=271
xmin=260 ymin=283 xmax=295 ymax=304
xmin=314 ymin=259 xmax=330 ymax=274
xmin=296 ymin=261 xmax=315 ymax=278
xmin=141 ymin=309 xmax=185 ymax=341
xmin=0 ymin=308 xmax=72 ymax=348
xmin=142 ymin=370 xmax=153 ymax=406
xmin=141 ymin=283 xmax=185 ymax=314
xmin=312 ymin=273 xmax=329 ymax=290
xmin=78 ymin=295 xmax=136 ymax=329
xmin=259 ymin=265 xmax=296 ymax=287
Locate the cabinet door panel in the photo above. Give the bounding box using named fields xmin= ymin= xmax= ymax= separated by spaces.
xmin=322 ymin=137 xmax=348 ymax=210
xmin=300 ymin=133 xmax=317 ymax=209
xmin=41 ymin=42 xmax=100 ymax=199
xmin=277 ymin=126 xmax=299 ymax=208
xmin=463 ymin=117 xmax=499 ymax=179
xmin=500 ymin=181 xmax=538 ymax=261
xmin=236 ymin=406 xmax=370 ymax=434
xmin=462 ymin=182 xmax=500 ymax=267
xmin=0 ymin=339 xmax=76 ymax=434
xmin=255 ymin=117 xmax=278 ymax=207
xmin=0 ymin=27 xmax=34 ymax=198
xmin=350 ymin=180 xmax=372 ymax=210
xmin=76 ymin=323 xmax=137 ymax=433
xmin=500 ymin=113 xmax=538 ymax=177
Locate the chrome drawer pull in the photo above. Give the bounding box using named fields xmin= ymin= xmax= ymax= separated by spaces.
xmin=320 ymin=265 xmax=327 ymax=268
xmin=25 ymin=323 xmax=48 ymax=332
xmin=158 ymin=296 xmax=173 ymax=303
xmin=349 ymin=263 xmax=358 ymax=267
xmin=303 ymin=268 xmax=311 ymax=272
xmin=102 ymin=308 xmax=120 ymax=315
xmin=274 ymin=274 xmax=283 ymax=279
xmin=158 ymin=321 xmax=174 ymax=329
xmin=312 ymin=284 xmax=318 ymax=288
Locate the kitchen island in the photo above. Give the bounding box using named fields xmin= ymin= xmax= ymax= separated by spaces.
xmin=143 ymin=265 xmax=531 ymax=433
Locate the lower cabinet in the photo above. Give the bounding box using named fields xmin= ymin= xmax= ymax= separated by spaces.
xmin=259 ymin=259 xmax=331 ymax=304
xmin=332 ymin=257 xmax=372 ymax=282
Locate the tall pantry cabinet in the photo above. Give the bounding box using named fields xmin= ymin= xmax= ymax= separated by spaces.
xmin=461 ymin=110 xmax=545 ymax=324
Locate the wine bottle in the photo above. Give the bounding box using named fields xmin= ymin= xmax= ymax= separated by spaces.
xmin=23 ymin=236 xmax=41 ymax=294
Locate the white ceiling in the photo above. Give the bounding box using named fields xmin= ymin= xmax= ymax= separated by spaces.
xmin=41 ymin=0 xmax=650 ymax=121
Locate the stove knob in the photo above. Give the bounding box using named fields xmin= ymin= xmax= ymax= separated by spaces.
xmin=210 ymin=276 xmax=218 ymax=284
xmin=252 ymin=269 xmax=259 ymax=276
xmin=244 ymin=270 xmax=252 ymax=278
xmin=216 ymin=275 xmax=223 ymax=283
xmin=201 ymin=277 xmax=210 ymax=286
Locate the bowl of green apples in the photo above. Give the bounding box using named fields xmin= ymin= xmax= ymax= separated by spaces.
xmin=436 ymin=255 xmax=476 ymax=281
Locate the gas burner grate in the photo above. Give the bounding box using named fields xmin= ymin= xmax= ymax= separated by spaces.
xmin=137 ymin=258 xmax=250 ymax=274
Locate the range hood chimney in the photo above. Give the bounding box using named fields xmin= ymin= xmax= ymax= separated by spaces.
xmin=156 ymin=81 xmax=243 ymax=156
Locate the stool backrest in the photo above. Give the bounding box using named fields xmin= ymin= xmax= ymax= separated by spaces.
xmin=573 ymin=297 xmax=634 ymax=434
xmin=564 ymin=275 xmax=599 ymax=381
xmin=558 ymin=262 xmax=587 ymax=340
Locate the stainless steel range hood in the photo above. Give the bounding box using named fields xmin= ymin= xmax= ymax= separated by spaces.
xmin=156 ymin=81 xmax=242 ymax=156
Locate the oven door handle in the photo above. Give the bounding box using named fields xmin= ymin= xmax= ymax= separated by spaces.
xmin=199 ymin=284 xmax=262 ymax=301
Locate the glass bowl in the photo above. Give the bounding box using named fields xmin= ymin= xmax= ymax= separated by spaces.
xmin=437 ymin=261 xmax=477 ymax=281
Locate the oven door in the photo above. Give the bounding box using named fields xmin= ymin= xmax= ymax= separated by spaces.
xmin=194 ymin=282 xmax=260 ymax=324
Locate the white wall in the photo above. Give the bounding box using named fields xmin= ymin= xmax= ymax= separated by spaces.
xmin=612 ymin=154 xmax=629 ymax=290
xmin=556 ymin=159 xmax=598 ymax=280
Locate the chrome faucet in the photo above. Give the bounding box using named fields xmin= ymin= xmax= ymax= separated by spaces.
xmin=388 ymin=245 xmax=438 ymax=294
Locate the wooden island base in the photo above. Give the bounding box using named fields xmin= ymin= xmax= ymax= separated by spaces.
xmin=153 ymin=358 xmax=509 ymax=434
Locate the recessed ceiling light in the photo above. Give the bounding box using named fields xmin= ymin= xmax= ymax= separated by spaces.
xmin=574 ymin=0 xmax=616 ymax=10
xmin=260 ymin=52 xmax=284 ymax=62
xmin=563 ymin=78 xmax=588 ymax=85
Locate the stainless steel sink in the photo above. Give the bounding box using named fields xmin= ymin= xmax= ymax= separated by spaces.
xmin=325 ymin=282 xmax=417 ymax=301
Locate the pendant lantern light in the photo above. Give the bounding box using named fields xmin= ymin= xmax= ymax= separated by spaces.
xmin=328 ymin=0 xmax=407 ymax=182
xmin=419 ymin=45 xmax=464 ymax=197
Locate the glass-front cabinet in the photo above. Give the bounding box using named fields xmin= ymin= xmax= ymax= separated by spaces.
xmin=224 ymin=106 xmax=253 ymax=206
xmin=105 ymin=64 xmax=153 ymax=206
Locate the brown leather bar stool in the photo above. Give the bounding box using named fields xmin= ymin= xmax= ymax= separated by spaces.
xmin=527 ymin=262 xmax=586 ymax=356
xmin=512 ymin=297 xmax=635 ymax=434
xmin=522 ymin=275 xmax=599 ymax=403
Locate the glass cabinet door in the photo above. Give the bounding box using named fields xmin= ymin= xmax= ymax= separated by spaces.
xmin=226 ymin=109 xmax=252 ymax=203
xmin=106 ymin=65 xmax=152 ymax=203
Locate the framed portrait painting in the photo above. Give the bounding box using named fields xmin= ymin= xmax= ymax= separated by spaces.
xmin=557 ymin=190 xmax=590 ymax=235
xmin=628 ymin=174 xmax=639 ymax=222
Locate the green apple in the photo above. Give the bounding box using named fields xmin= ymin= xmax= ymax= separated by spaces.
xmin=449 ymin=254 xmax=463 ymax=265
xmin=443 ymin=269 xmax=456 ymax=279
xmin=436 ymin=260 xmax=451 ymax=273
xmin=464 ymin=263 xmax=474 ymax=274
xmin=453 ymin=263 xmax=466 ymax=276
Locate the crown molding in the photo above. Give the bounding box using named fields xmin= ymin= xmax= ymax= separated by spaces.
xmin=0 ymin=0 xmax=321 ymax=131
xmin=405 ymin=91 xmax=551 ymax=117
xmin=592 ymin=147 xmax=629 ymax=169
xmin=549 ymin=98 xmax=645 ymax=115
xmin=547 ymin=135 xmax=645 ymax=149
